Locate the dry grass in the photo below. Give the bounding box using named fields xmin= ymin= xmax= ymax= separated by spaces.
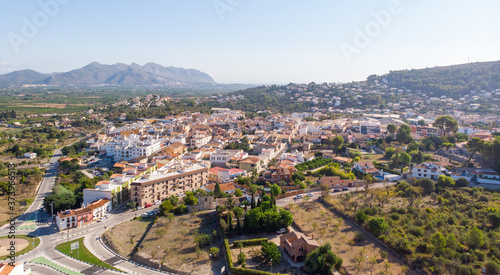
xmin=105 ymin=211 xmax=223 ymax=275
xmin=363 ymin=154 xmax=390 ymax=164
xmin=287 ymin=201 xmax=416 ymax=275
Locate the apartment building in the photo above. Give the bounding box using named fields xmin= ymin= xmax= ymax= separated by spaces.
xmin=131 ymin=162 xmax=210 ymax=207
xmin=103 ymin=134 xmax=162 ymax=161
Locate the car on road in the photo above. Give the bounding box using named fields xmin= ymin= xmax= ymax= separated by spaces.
xmin=137 ymin=206 xmax=144 ymax=210
xmin=342 ymin=187 xmax=349 ymax=191
xmin=105 ymin=213 xmax=111 ymax=218
xmin=145 ymin=203 xmax=153 ymax=208
xmin=294 ymin=194 xmax=303 ymax=200
xmin=307 ymin=192 xmax=313 ymax=197
xmin=97 ymin=217 xmax=106 ymax=222
xmin=333 ymin=188 xmax=341 ymax=192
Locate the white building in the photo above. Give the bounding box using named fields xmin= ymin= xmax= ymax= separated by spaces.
xmin=210 ymin=150 xmax=245 ymax=167
xmin=23 ymin=152 xmax=37 ymax=159
xmin=190 ymin=133 xmax=211 ymax=148
xmin=83 ymin=163 xmax=157 ymax=207
xmin=411 ymin=162 xmax=448 ymax=181
xmin=103 ymin=135 xmax=162 ymax=161
xmin=457 ymin=127 xmax=480 ymax=136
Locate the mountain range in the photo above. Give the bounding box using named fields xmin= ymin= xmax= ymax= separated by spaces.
xmin=0 ymin=62 xmax=218 ymax=88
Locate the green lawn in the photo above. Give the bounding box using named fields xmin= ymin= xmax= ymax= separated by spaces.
xmin=31 ymin=256 xmax=83 ymax=275
xmin=0 ymin=235 xmax=40 ymax=260
xmin=55 ymin=237 xmax=122 ymax=272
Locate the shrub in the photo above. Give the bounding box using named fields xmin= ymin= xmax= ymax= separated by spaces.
xmin=261 ymin=241 xmax=281 ymax=263
xmin=304 ymin=243 xmax=343 ymax=274
xmin=390 ymin=213 xmax=400 ymax=221
xmin=368 ymin=217 xmax=389 ymax=237
xmin=173 ymin=204 xmax=188 ymax=215
xmin=353 ymin=231 xmax=365 ymax=242
xmin=355 ymin=210 xmax=368 ymax=224
xmin=237 ymin=252 xmax=246 ymax=265
xmin=209 ymin=247 xmax=220 ymax=258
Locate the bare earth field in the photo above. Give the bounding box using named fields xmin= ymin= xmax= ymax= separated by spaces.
xmin=13 ymin=103 xmax=68 ymax=108
xmin=0 ymin=238 xmax=29 ymax=257
xmin=287 ymin=201 xmax=416 ymax=275
xmin=105 ymin=210 xmax=224 ymax=274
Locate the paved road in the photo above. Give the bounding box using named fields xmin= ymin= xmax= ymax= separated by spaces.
xmin=277 ymin=181 xmax=395 ymax=207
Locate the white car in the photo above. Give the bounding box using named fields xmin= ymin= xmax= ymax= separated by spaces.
xmin=277 ymin=228 xmax=287 ymax=234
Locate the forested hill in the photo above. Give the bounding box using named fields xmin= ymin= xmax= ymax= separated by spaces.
xmin=368 ymin=61 xmax=500 ymax=97
xmin=219 ymin=85 xmax=315 ymax=113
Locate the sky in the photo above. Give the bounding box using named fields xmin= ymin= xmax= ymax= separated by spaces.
xmin=0 ymin=0 xmax=500 ymax=84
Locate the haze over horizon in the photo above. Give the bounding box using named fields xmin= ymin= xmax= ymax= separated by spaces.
xmin=1 ymin=0 xmax=500 ymax=84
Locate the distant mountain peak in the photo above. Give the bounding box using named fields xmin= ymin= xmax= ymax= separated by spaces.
xmin=0 ymin=62 xmax=216 ymax=87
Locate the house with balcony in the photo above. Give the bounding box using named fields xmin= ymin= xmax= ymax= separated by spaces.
xmin=411 ymin=162 xmax=449 ymax=180
xmin=353 ymin=160 xmax=380 ymax=176
xmin=280 ymin=231 xmax=320 ymax=262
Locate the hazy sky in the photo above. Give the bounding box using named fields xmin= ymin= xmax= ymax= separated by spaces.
xmin=1 ymin=0 xmax=499 ymax=84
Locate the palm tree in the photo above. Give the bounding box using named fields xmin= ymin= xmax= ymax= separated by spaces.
xmin=249 ymin=184 xmax=258 ymax=209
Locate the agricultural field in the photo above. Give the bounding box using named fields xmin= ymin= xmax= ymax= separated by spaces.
xmin=287 ymin=200 xmax=413 ymax=275
xmin=104 ymin=210 xmax=224 ymax=274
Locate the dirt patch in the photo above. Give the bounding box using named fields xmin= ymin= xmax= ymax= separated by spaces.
xmin=0 ymin=238 xmax=29 ymax=257
xmin=105 ymin=211 xmax=224 ymax=275
xmin=288 ymin=201 xmax=416 ymax=275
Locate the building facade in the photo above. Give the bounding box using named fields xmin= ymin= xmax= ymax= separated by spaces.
xmin=131 ymin=163 xmax=209 ymax=207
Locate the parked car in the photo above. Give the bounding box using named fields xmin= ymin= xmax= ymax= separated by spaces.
xmin=97 ymin=217 xmax=106 ymax=222
xmin=294 ymin=194 xmax=303 ymax=200
xmin=307 ymin=192 xmax=313 ymax=197
xmin=145 ymin=204 xmax=153 ymax=208
xmin=154 ymin=200 xmax=161 ymax=205
xmin=342 ymin=187 xmax=349 ymax=191
xmin=276 ymin=228 xmax=287 ymax=234
xmin=105 ymin=214 xmax=111 ymax=218
xmin=137 ymin=206 xmax=144 ymax=210
xmin=333 ymin=188 xmax=341 ymax=192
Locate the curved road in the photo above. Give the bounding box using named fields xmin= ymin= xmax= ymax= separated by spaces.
xmin=2 ymin=139 xmax=395 ymax=274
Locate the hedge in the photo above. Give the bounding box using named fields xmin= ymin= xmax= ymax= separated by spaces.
xmin=224 ymin=239 xmax=233 ymax=268
xmin=231 ymin=267 xmax=284 ymax=275
xmin=232 ymin=238 xmax=268 ymax=248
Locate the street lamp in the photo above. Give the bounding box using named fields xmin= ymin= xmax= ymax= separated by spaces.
xmin=466 ymin=252 xmax=469 ymax=265
xmin=271 ymin=258 xmax=273 ymax=273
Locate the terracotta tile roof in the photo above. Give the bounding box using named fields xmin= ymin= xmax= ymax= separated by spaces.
xmin=0 ymin=263 xmax=15 ymax=275
xmin=87 ymin=198 xmax=111 ymax=210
